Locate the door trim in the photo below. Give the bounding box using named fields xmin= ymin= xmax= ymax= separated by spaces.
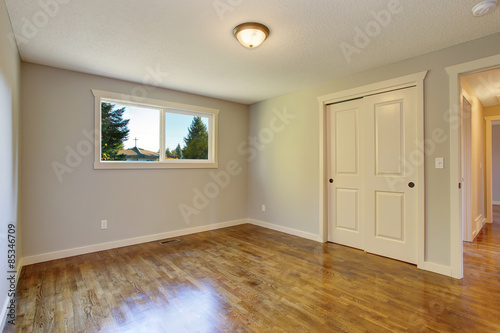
xmin=445 ymin=54 xmax=500 ymax=279
xmin=461 ymin=96 xmax=473 ymax=242
xmin=318 ymin=71 xmax=428 ymax=271
xmin=485 ymin=116 xmax=500 ymax=225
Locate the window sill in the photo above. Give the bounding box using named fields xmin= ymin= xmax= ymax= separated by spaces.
xmin=94 ymin=161 xmax=219 ymax=170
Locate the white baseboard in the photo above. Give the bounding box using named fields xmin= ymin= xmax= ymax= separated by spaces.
xmin=248 ymin=219 xmax=322 ymax=242
xmin=479 ymin=217 xmax=487 ymax=231
xmin=493 ymin=201 xmax=500 ymax=205
xmin=22 ymin=219 xmax=248 ymax=266
xmin=17 ymin=218 xmax=459 ymax=281
xmin=470 ymin=214 xmax=484 ymax=240
xmin=0 ymin=295 xmax=10 ymax=330
xmin=15 ymin=257 xmax=23 ymax=285
xmin=419 ymin=261 xmax=453 ymax=277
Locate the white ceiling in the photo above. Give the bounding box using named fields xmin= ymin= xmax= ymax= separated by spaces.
xmin=464 ymin=68 xmax=500 ymax=107
xmin=5 ymin=0 xmax=500 ymax=104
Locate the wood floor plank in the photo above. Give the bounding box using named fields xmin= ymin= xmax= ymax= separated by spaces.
xmin=5 ymin=208 xmax=500 ymax=332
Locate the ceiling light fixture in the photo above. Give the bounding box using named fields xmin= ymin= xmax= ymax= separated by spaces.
xmin=233 ymin=22 xmax=270 ymax=49
xmin=472 ymin=0 xmax=498 ymax=16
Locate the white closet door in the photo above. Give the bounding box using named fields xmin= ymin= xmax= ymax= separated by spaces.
xmin=327 ymin=99 xmax=364 ymax=249
xmin=363 ymin=88 xmax=418 ymax=264
xmin=327 ymin=87 xmax=419 ymax=264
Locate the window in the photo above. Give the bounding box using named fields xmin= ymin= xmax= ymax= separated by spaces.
xmin=92 ymin=90 xmax=219 ymax=169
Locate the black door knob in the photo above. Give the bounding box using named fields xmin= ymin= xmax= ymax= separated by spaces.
xmin=408 ymin=182 xmax=415 ymax=188
xmin=329 ymin=179 xmax=334 ymax=183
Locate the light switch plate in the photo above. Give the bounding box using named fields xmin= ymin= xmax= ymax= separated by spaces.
xmin=435 ymin=158 xmax=444 ymax=169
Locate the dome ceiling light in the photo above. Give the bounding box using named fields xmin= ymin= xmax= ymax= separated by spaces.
xmin=233 ymin=22 xmax=270 ymax=49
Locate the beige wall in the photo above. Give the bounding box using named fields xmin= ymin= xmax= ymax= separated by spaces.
xmin=0 ymin=0 xmax=20 ymax=324
xmin=493 ymin=125 xmax=500 ymax=203
xmin=485 ymin=105 xmax=500 ymax=207
xmin=249 ymin=32 xmax=500 ymax=267
xmin=20 ymin=63 xmax=249 ymax=258
xmin=462 ymin=78 xmax=486 ymax=228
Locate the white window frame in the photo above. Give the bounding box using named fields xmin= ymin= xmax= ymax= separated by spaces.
xmin=92 ymin=89 xmax=219 ymax=169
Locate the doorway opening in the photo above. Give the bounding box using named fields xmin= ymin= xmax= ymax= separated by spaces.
xmin=462 ymin=68 xmax=500 ymax=235
xmin=491 ymin=122 xmax=500 ymax=210
xmin=446 ymin=54 xmax=500 ymax=279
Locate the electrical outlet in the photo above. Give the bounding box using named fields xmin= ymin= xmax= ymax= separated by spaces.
xmin=262 ymin=205 xmax=266 ymax=212
xmin=101 ymin=220 xmax=108 ymax=230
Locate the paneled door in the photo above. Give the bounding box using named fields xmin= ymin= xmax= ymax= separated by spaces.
xmin=328 ymin=87 xmax=418 ymax=264
xmin=362 ymin=88 xmax=418 ymax=264
xmin=327 ymin=99 xmax=364 ymax=249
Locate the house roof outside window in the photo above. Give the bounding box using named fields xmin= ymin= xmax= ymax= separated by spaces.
xmin=117 ymin=147 xmax=159 ymax=161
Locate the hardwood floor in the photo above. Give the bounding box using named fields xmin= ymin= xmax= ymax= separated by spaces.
xmin=5 ymin=214 xmax=500 ymax=332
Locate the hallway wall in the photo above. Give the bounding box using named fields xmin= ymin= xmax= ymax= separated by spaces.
xmin=493 ymin=124 xmax=500 ymax=203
